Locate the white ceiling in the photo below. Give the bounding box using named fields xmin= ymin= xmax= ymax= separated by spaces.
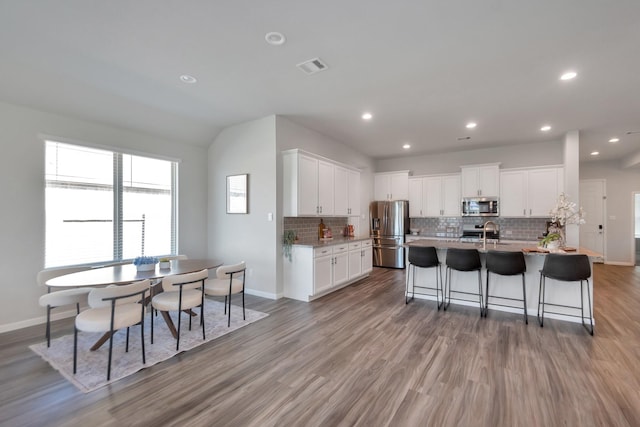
xmin=1 ymin=1 xmax=639 ymax=163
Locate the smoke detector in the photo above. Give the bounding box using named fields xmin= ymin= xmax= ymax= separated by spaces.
xmin=296 ymin=58 xmax=329 ymax=75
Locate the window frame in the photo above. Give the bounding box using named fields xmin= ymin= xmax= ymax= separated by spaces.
xmin=43 ymin=137 xmax=179 ymax=268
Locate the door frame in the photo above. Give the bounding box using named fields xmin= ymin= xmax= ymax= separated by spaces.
xmin=579 ymin=179 xmax=607 ymax=261
xmin=631 ymin=191 xmax=640 ymax=266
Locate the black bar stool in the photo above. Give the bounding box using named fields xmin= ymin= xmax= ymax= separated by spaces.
xmin=405 ymin=246 xmax=443 ymax=309
xmin=444 ymin=248 xmax=483 ymax=317
xmin=537 ymin=254 xmax=594 ymax=335
xmin=484 ymin=250 xmax=528 ymax=323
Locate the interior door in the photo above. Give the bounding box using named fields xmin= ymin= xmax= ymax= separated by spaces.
xmin=579 ymin=179 xmax=605 ymax=256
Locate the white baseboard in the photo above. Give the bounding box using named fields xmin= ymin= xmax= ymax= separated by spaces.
xmin=605 ymin=261 xmax=634 ymax=266
xmin=0 ymin=308 xmax=77 ymax=334
xmin=245 ymin=288 xmax=281 ymax=300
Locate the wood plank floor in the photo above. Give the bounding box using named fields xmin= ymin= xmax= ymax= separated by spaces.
xmin=1 ymin=264 xmax=639 ymax=427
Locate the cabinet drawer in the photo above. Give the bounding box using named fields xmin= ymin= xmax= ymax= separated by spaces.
xmin=348 ymin=241 xmax=362 ymax=250
xmin=361 ymin=239 xmax=373 ymax=248
xmin=333 ymin=244 xmax=349 ymax=254
xmin=314 ymin=247 xmax=333 ymax=258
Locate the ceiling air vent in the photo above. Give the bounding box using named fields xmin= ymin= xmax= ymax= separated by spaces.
xmin=296 ymin=57 xmax=329 ymax=75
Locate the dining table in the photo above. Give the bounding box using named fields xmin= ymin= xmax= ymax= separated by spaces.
xmin=46 ymin=259 xmax=223 ymax=350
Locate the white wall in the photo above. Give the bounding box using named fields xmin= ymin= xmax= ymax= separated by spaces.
xmin=375 ymin=140 xmax=564 ymax=175
xmin=563 ymin=131 xmax=581 ymax=247
xmin=207 ymin=116 xmax=279 ymax=298
xmin=581 ymin=160 xmax=640 ymax=264
xmin=276 ymin=116 xmax=376 ymax=236
xmin=0 ymin=101 xmax=209 ymax=332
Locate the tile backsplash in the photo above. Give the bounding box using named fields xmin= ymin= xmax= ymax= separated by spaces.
xmin=410 ymin=217 xmax=549 ymax=241
xmin=284 ymin=217 xmax=350 ymax=241
xmin=285 ymin=216 xmax=549 ymax=242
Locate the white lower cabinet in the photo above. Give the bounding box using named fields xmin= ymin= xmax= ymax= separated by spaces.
xmin=284 ymin=239 xmax=373 ymax=302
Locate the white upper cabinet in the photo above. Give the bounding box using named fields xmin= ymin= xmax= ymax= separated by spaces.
xmin=441 ymin=175 xmax=462 ymax=216
xmin=527 ymin=167 xmax=564 ymax=216
xmin=334 ymin=166 xmax=360 ymax=217
xmin=374 ymin=171 xmax=409 ymax=200
xmin=461 ymin=164 xmax=500 ymax=197
xmin=500 ymin=166 xmax=564 ymax=217
xmin=347 ymin=169 xmax=360 ymax=217
xmin=317 ymin=160 xmax=334 ymax=216
xmin=408 ymin=178 xmax=423 ymax=217
xmin=283 ymin=149 xmax=360 ymax=217
xmin=408 ymin=174 xmax=460 ymax=217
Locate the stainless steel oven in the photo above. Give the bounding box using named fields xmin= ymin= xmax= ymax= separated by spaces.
xmin=461 ymin=197 xmax=499 ymax=217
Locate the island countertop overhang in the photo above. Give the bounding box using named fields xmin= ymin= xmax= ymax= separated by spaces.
xmin=405 ymin=238 xmax=603 ymax=258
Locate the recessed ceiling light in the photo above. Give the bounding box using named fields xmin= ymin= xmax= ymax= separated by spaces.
xmin=402 ymin=143 xmax=411 ymax=149
xmin=609 ymin=137 xmax=619 ymax=143
xmin=362 ymin=112 xmax=373 ymax=120
xmin=590 ymin=151 xmax=599 ymax=156
xmin=179 ymin=74 xmax=197 ymax=84
xmin=466 ymin=122 xmax=477 ymax=129
xmin=560 ymin=71 xmax=577 ymax=81
xmin=540 ymin=125 xmax=551 ymax=132
xmin=265 ymin=32 xmax=286 ymax=46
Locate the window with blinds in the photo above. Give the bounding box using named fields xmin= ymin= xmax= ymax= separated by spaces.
xmin=45 ymin=140 xmax=177 ymax=268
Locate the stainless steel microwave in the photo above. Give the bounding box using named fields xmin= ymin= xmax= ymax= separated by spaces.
xmin=461 ymin=197 xmax=499 ymax=217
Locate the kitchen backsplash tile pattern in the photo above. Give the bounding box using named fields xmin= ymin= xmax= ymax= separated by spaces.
xmin=284 ymin=217 xmax=350 ymax=241
xmin=286 ymin=216 xmax=549 ymax=241
xmin=410 ymin=217 xmax=549 ymax=241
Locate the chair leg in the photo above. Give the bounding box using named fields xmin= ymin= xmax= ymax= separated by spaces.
xmin=521 ymin=273 xmax=528 ymax=324
xmin=477 ymin=270 xmax=484 ymax=318
xmin=444 ymin=267 xmax=450 ymax=310
xmin=201 ymin=293 xmax=206 ymax=340
xmin=538 ymin=276 xmax=546 ymax=327
xmin=126 ymin=327 xmax=130 ymax=352
xmin=150 ymin=304 xmax=154 ymax=345
xmin=484 ymin=271 xmax=490 ymax=317
xmin=224 ymin=296 xmax=227 ymax=314
xmin=581 ymin=280 xmax=594 ymax=336
xmin=73 ymin=326 xmax=78 ymax=374
xmin=227 ymin=293 xmax=232 ymax=327
xmin=242 ymin=291 xmax=245 ymax=321
xmin=46 ymin=305 xmax=51 ymax=347
xmin=436 ymin=265 xmax=443 ymax=310
xmin=405 ymin=264 xmax=412 ymax=304
xmin=176 ymin=309 xmax=182 ymax=351
xmin=140 ymin=306 xmax=146 ymax=364
xmin=107 ymin=326 xmax=114 ymax=381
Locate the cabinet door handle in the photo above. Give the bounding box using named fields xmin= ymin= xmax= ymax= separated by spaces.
xmin=529 ymin=208 xmax=532 ymax=215
xmin=523 ymin=209 xmax=526 ymax=216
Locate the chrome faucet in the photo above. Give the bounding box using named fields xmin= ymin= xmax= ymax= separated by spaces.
xmin=483 ymin=220 xmax=498 ymax=250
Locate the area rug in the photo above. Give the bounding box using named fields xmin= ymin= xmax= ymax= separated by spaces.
xmin=30 ymin=300 xmax=268 ymax=393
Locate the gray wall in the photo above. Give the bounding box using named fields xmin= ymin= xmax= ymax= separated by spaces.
xmin=375 ymin=140 xmax=564 ymax=175
xmin=0 ymin=101 xmax=209 ymax=332
xmin=581 ymin=160 xmax=640 ymax=264
xmin=207 ymin=116 xmax=279 ymax=298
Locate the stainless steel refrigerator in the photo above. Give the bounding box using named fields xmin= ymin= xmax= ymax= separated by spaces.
xmin=370 ymin=200 xmax=409 ymax=268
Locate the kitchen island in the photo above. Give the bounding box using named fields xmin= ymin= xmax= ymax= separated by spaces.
xmin=405 ymin=239 xmax=602 ymax=324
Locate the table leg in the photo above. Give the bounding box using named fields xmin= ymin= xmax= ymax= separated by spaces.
xmin=90 ymin=331 xmax=115 ymax=351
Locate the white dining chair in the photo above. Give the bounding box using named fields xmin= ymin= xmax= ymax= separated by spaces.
xmin=37 ymin=266 xmax=92 ymax=347
xmin=74 ymin=279 xmax=150 ymax=381
xmin=204 ymin=262 xmax=246 ymax=327
xmin=151 ymin=269 xmax=208 ymax=351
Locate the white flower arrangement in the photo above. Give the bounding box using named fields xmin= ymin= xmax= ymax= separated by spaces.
xmin=549 ymin=193 xmax=586 ymax=226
